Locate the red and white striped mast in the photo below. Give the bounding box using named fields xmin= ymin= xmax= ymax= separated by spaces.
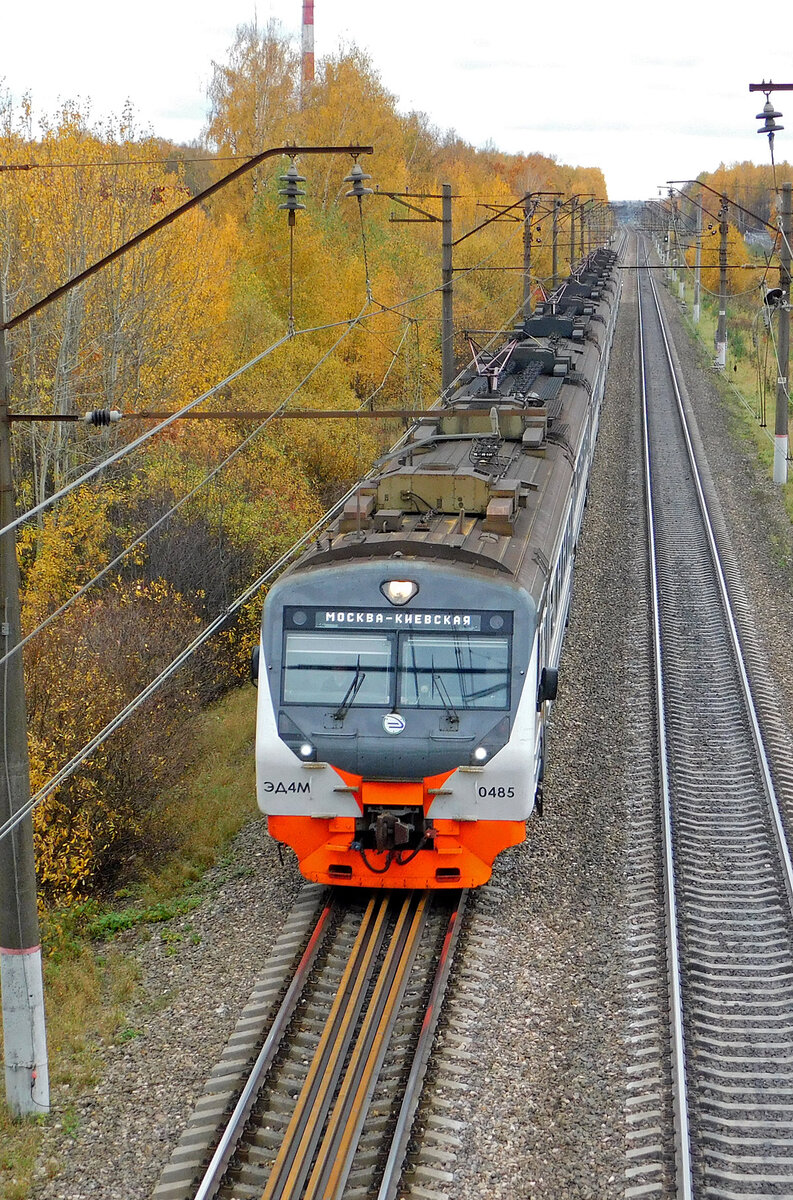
xmin=301 ymin=1 xmax=315 ymax=107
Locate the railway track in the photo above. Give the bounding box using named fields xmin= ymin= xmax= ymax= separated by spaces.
xmin=630 ymin=247 xmax=793 ymax=1198
xmin=156 ymin=887 xmax=466 ymax=1200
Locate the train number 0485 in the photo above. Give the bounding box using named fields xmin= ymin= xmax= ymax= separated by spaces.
xmin=477 ymin=786 xmax=515 ymax=798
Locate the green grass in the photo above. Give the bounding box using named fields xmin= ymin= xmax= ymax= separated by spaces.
xmin=0 ymin=946 xmax=139 ymax=1196
xmin=0 ymin=1114 xmax=42 ymax=1200
xmin=672 ymin=278 xmax=793 ymax=521
xmin=0 ymin=682 xmax=259 ymax=1197
xmin=135 ymin=683 xmax=258 ymax=902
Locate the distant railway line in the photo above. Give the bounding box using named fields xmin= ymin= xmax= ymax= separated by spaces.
xmin=627 ymin=245 xmax=793 ymax=1198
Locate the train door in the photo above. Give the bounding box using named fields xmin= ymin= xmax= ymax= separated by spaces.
xmin=535 ymin=601 xmax=551 ymax=799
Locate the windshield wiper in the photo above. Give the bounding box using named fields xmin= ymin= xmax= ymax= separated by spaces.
xmin=431 ymin=659 xmax=459 ymax=725
xmin=333 ymin=658 xmax=367 ymax=721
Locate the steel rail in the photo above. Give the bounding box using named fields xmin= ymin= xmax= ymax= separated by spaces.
xmin=261 ymin=894 xmax=390 ymax=1199
xmin=190 ymin=890 xmax=466 ymax=1200
xmin=639 ymin=235 xmax=793 ymax=1197
xmin=192 ymin=897 xmax=336 ymax=1200
xmin=644 ymin=258 xmax=793 ymax=913
xmin=377 ymin=888 xmax=468 ymax=1200
xmin=637 ymin=256 xmax=695 ymax=1200
xmin=303 ymin=892 xmax=430 ymax=1199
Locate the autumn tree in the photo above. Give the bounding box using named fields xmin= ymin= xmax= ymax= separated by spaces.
xmin=2 ymin=30 xmax=614 ymax=903
xmin=684 ymin=219 xmax=751 ymax=295
xmin=697 ymin=161 xmax=793 ymax=234
xmin=0 ymin=94 xmax=239 ymax=512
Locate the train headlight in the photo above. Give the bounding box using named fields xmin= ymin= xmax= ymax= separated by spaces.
xmin=299 ymin=743 xmax=316 ymax=760
xmin=380 ymin=579 xmax=419 ymax=606
xmin=472 ymin=746 xmax=489 ymax=763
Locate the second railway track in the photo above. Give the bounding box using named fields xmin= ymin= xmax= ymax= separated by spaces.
xmin=638 ymin=247 xmax=793 ymax=1198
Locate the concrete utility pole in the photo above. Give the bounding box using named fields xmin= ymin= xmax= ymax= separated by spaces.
xmin=669 ymin=192 xmax=684 ymax=300
xmin=390 ymin=187 xmax=565 ymax=391
xmin=693 ymin=203 xmax=702 ymax=323
xmin=0 ymin=279 xmax=49 ymax=1117
xmin=715 ymin=196 xmax=729 ymax=369
xmin=522 ymin=197 xmax=537 ymax=318
xmin=0 ymin=140 xmax=373 ymax=1121
xmin=441 ymin=184 xmax=454 ymax=391
xmin=774 ymin=182 xmax=792 ymax=484
xmin=567 ymin=194 xmax=596 ymax=272
xmin=552 ymin=199 xmax=560 ymax=291
xmin=569 ymin=197 xmax=577 ymax=272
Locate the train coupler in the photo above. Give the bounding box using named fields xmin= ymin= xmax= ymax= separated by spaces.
xmin=374 ymin=810 xmax=414 ymax=853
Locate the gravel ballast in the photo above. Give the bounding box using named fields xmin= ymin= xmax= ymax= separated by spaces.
xmin=27 ymin=245 xmax=793 ymax=1200
xmin=435 ymin=259 xmax=646 ymax=1199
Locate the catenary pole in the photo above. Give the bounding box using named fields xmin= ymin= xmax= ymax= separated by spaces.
xmin=0 ymin=141 xmax=372 ymax=1120
xmin=0 ymin=277 xmax=49 ymax=1117
xmin=693 ymin=202 xmax=702 ymax=324
xmin=552 ymin=199 xmax=560 ymax=290
xmin=523 ymin=197 xmax=535 ymax=317
xmin=569 ymin=197 xmax=577 ymax=272
xmin=774 ymin=182 xmax=792 ymax=484
xmin=715 ymin=196 xmax=729 ymax=369
xmin=441 ymin=183 xmax=454 ymax=391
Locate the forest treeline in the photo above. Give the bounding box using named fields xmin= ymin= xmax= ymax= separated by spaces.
xmin=670 ymin=161 xmax=793 ymax=395
xmin=672 ymin=160 xmax=792 ymax=294
xmin=696 ymin=160 xmax=793 ymax=233
xmin=0 ymin=22 xmax=609 ymax=905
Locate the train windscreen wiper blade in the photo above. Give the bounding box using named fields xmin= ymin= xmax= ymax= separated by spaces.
xmin=431 ymin=662 xmax=459 ymax=725
xmin=333 ymin=658 xmax=366 ymax=720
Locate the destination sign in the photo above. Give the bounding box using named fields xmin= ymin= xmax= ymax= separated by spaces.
xmin=284 ymin=606 xmax=512 ymax=633
xmin=321 ymin=609 xmax=480 ymax=629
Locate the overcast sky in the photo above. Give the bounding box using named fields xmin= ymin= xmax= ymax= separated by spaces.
xmin=3 ymin=1 xmax=792 ymax=201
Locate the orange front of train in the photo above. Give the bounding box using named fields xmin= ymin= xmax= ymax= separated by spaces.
xmin=254 ymin=562 xmax=542 ymax=889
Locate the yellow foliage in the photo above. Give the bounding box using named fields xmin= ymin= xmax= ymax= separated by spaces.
xmin=18 ymin=482 xmax=136 ymax=626
xmin=27 ymin=581 xmax=207 ymax=905
xmin=0 ymin=34 xmax=615 ymax=910
xmin=685 ymin=221 xmax=751 ymax=295
xmin=0 ymin=96 xmax=239 ymax=508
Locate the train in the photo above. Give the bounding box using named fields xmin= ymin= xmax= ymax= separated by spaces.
xmin=252 ymin=243 xmax=621 ymax=888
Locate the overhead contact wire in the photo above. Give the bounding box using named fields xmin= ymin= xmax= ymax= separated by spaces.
xmin=0 ymin=479 xmax=364 ymax=844
xmin=2 ymin=217 xmax=520 ymax=541
xmin=0 ymin=309 xmax=369 ymax=668
xmin=5 ymin=219 xmax=521 ymax=652
xmin=0 ymin=202 xmax=533 ymax=837
xmin=0 ymin=282 xmax=533 ymax=842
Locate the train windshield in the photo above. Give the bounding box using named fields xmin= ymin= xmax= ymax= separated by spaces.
xmin=398 ymin=633 xmax=510 ymax=710
xmin=283 ymin=632 xmax=393 ymax=706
